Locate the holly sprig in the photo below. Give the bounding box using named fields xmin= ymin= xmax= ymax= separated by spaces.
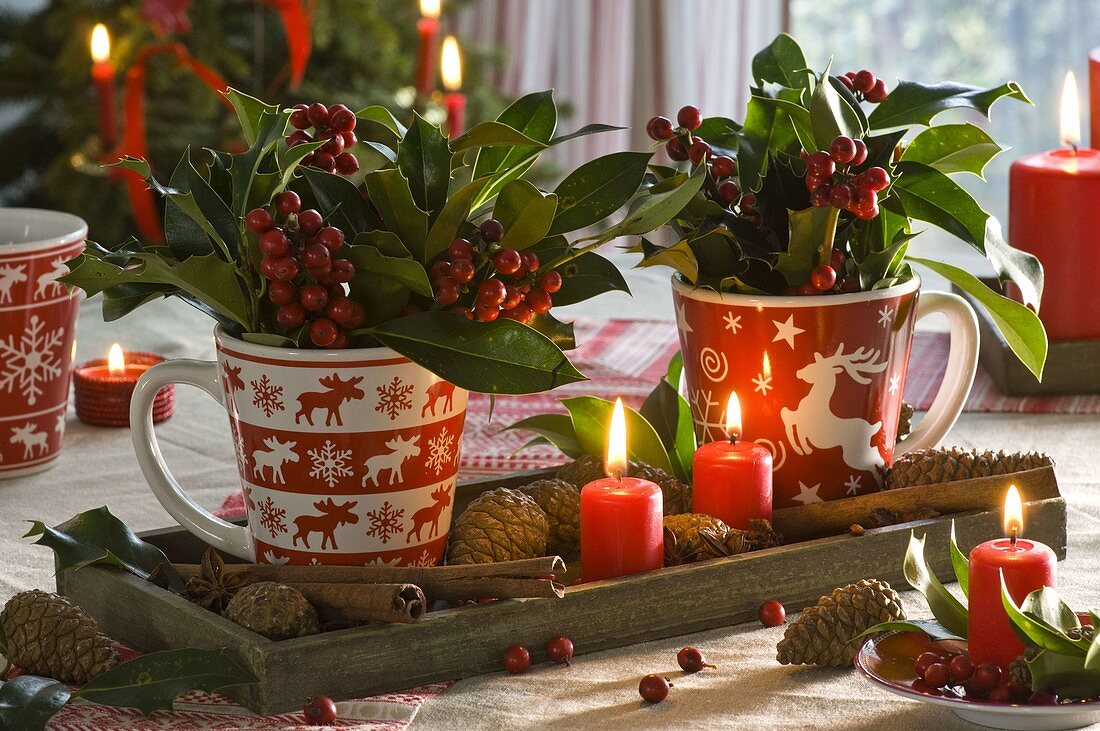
xmin=629 ymin=33 xmax=1048 ymax=380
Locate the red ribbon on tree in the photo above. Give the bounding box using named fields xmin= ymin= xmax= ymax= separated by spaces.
xmin=262 ymin=0 xmax=312 ymax=89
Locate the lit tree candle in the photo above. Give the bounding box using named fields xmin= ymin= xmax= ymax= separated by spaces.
xmin=415 ymin=0 xmax=441 ymax=94
xmin=90 ymin=23 xmax=117 ymax=150
xmin=441 ymin=35 xmax=466 ymax=139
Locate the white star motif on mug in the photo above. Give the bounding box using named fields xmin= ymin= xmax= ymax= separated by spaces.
xmin=793 ymin=481 xmax=823 ymax=505
xmin=772 ymin=314 xmax=805 ymax=348
xmin=676 ymin=301 xmax=694 ymax=333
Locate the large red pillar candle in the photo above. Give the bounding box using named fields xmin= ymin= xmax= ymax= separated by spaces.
xmin=415 ymin=0 xmax=441 ymax=94
xmin=967 ymin=485 xmax=1057 ymax=670
xmin=580 ymin=398 xmax=664 ymax=581
xmin=1009 ymin=72 xmax=1100 ymax=341
xmin=90 ymin=24 xmax=117 ymax=150
xmin=1090 ymin=49 xmax=1100 ymax=149
xmin=691 ymin=392 xmax=772 ymax=529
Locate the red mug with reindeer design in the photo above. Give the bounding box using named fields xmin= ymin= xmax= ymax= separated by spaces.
xmin=130 ymin=327 xmax=468 ymax=566
xmin=673 ymin=276 xmax=979 ymax=508
xmin=0 ymin=209 xmax=86 ymax=478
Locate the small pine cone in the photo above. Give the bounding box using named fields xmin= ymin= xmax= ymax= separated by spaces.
xmin=776 ymin=579 xmax=906 ymax=667
xmin=555 ymin=455 xmax=605 ymax=489
xmin=518 ymin=479 xmax=580 ymax=558
xmin=224 ymin=582 xmax=319 ymax=640
xmin=1008 ymin=648 xmax=1041 ymax=688
xmin=556 ymin=456 xmax=692 ymax=515
xmin=1 ymin=590 xmax=119 ymax=683
xmin=886 ymin=447 xmax=1052 ymax=490
xmin=446 ymin=488 xmax=549 ymax=564
xmin=663 ymin=514 xmax=730 ymax=562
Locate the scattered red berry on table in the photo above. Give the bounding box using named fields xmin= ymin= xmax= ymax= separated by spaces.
xmin=303 ymin=695 xmax=338 ymax=725
xmin=502 ymin=644 xmax=531 ymax=674
xmin=639 ymin=674 xmax=672 ymax=704
xmin=546 ymin=635 xmax=574 ymax=665
xmin=677 ymin=105 xmax=702 ymax=131
xmin=758 ymin=600 xmax=786 ymax=627
xmin=810 ymin=265 xmax=837 ymax=292
xmin=676 ymin=646 xmax=715 ymax=673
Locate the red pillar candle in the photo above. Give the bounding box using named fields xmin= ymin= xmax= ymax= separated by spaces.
xmin=1009 ymin=72 xmax=1100 ymax=341
xmin=580 ymin=398 xmax=664 ymax=581
xmin=967 ymin=485 xmax=1057 ymax=670
xmin=1090 ymin=49 xmax=1100 ymax=149
xmin=90 ymin=24 xmax=117 ymax=150
xmin=691 ymin=392 xmax=772 ymax=529
xmin=441 ymin=35 xmax=466 ymax=138
xmin=415 ymin=0 xmax=441 ymax=94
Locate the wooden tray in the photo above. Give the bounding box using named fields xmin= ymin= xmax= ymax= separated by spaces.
xmin=57 ymin=467 xmax=1067 ymax=715
xmin=953 ymin=281 xmax=1100 ymax=395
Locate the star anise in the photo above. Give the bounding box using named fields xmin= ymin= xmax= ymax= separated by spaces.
xmin=184 ymin=547 xmax=250 ymax=613
xmin=663 ymin=526 xmax=703 ymax=566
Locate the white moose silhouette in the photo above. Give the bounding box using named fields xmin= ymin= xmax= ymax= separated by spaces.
xmin=362 ymin=434 xmax=421 ymax=487
xmin=36 ymin=258 xmax=69 ymax=299
xmin=251 ymin=436 xmax=299 ymax=484
xmin=11 ymin=423 xmax=47 ymax=459
xmin=780 ymin=344 xmax=887 ymax=476
xmin=0 ymin=265 xmax=27 ymax=304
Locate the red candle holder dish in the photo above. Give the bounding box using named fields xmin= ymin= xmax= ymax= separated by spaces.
xmin=73 ymin=353 xmax=173 ymax=427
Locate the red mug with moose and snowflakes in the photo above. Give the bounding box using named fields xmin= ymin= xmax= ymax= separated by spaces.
xmin=130 ymin=327 xmax=468 ymax=566
xmin=673 ymin=276 xmax=979 ymax=508
xmin=0 ymin=209 xmax=86 ymax=479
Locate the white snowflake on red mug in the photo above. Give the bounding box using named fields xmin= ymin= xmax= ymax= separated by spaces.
xmin=425 ymin=427 xmax=456 ymax=475
xmin=404 ymin=549 xmax=438 ymax=568
xmin=307 ymin=440 xmax=354 ymax=487
xmin=0 ymin=315 xmax=63 ymax=406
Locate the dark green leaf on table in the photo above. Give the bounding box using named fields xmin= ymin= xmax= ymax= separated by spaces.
xmin=561 ymin=396 xmax=674 ymax=474
xmin=640 ymin=378 xmax=695 ymax=482
xmin=856 ymin=620 xmax=964 ymax=644
xmin=903 ymin=532 xmax=969 ymax=638
xmin=398 ymin=114 xmax=452 ymax=219
xmin=549 ymin=152 xmax=652 ymax=236
xmin=493 ymin=180 xmax=557 ymax=250
xmin=0 ymin=675 xmax=71 ymax=731
xmin=869 ymin=80 xmax=1031 ymax=129
xmin=901 ymin=123 xmax=1005 ymax=178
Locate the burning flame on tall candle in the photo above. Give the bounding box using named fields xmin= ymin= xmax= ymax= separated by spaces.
xmin=725 ymin=392 xmax=742 ymax=442
xmin=1060 ymin=71 xmax=1080 ymax=150
xmin=419 ymin=0 xmax=441 ymax=19
xmin=441 ymin=36 xmax=462 ymax=91
xmin=90 ymin=23 xmax=110 ymax=63
xmin=1003 ymin=484 xmax=1023 ymax=539
xmin=606 ymin=397 xmax=627 ymax=479
xmin=107 ymin=343 xmax=125 ymax=374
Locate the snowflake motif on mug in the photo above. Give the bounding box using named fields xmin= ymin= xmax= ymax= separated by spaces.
xmin=375 ymin=376 xmax=414 ymax=420
xmin=752 ymin=372 xmax=773 ymax=395
xmin=250 ymin=374 xmax=285 ymax=417
xmin=308 ymin=440 xmax=354 ymax=487
xmin=878 ymin=306 xmax=894 ymax=328
xmin=364 ymin=556 xmax=402 ymax=567
xmin=425 ymin=427 xmax=456 ymax=475
xmin=258 ymin=496 xmax=287 ymax=538
xmin=365 ymin=501 xmax=405 ymax=544
xmin=404 ymin=549 xmax=438 ymax=568
xmin=0 ymin=315 xmax=63 ymax=406
xmin=723 ymin=312 xmax=742 ymax=333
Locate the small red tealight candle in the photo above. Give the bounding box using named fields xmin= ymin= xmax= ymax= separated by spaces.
xmin=440 ymin=36 xmax=466 ymax=139
xmin=967 ymin=485 xmax=1057 ymax=670
xmin=691 ymin=392 xmax=773 ymax=529
xmin=73 ymin=343 xmax=173 ymax=426
xmin=580 ymin=398 xmax=664 ymax=582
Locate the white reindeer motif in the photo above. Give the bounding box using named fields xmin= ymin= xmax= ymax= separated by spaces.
xmin=11 ymin=423 xmax=47 ymax=459
xmin=251 ymin=436 xmax=299 ymax=484
xmin=35 ymin=258 xmax=69 ymax=299
xmin=780 ymin=344 xmax=887 ymax=475
xmin=0 ymin=265 xmax=27 ymax=304
xmin=362 ymin=434 xmax=421 ymax=487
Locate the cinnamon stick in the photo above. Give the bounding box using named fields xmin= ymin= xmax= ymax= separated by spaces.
xmin=174 ymin=556 xmax=567 ymax=603
xmin=293 ymin=583 xmax=426 ymax=624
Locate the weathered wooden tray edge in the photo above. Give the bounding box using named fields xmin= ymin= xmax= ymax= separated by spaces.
xmin=58 ymin=470 xmax=1068 ymax=715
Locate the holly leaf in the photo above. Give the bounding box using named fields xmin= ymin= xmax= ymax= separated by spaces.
xmin=25 ymin=506 xmax=184 ymax=592
xmin=809 ymin=67 xmax=864 ymax=150
xmin=560 ymin=396 xmax=674 ymax=474
xmin=949 ymin=521 xmax=970 ymax=595
xmin=224 ymin=88 xmax=280 ymax=147
xmin=303 ymin=167 xmax=380 ymax=235
xmin=984 ymin=217 xmax=1044 ymax=312
xmin=505 ymin=413 xmax=584 ymax=458
xmin=636 ymin=240 xmax=699 ymax=283
xmin=869 ymin=80 xmax=1031 ymax=129
xmin=450 ymin=121 xmax=546 ymax=152
xmin=640 ymin=378 xmax=695 ymax=482
xmin=226 ymin=110 xmax=290 ymax=217
xmin=891 ymin=161 xmax=988 ymax=246
xmin=1027 ymin=650 xmax=1100 ymax=696
xmin=1001 ymin=580 xmax=1088 ymax=656
xmin=548 ymin=152 xmax=652 ymax=236
xmin=586 ymin=165 xmax=707 ymax=244
xmin=0 ymin=675 xmax=71 ymax=731
xmin=355 ymin=105 xmax=407 ymax=139
xmin=344 ymin=238 xmax=432 ymax=297
xmin=163 ymin=156 xmax=213 ymax=260
xmin=364 ymin=169 xmax=429 ymax=260
xmin=752 ymin=33 xmax=810 ymax=89
xmin=493 ymin=180 xmax=557 ymax=250
xmin=370 ymin=311 xmax=586 ymax=394
xmin=900 ymin=123 xmax=1005 ymax=178
xmin=423 ymin=177 xmax=489 ymax=262
xmin=398 ymin=114 xmax=452 ymax=219
xmin=855 ymin=620 xmax=964 ymax=644
xmin=549 ymin=250 xmax=630 ymax=307
xmin=777 ymin=206 xmax=832 ymax=285
xmin=473 ymin=91 xmax=557 ymax=180
xmin=74 ymin=649 xmax=256 ymax=716
xmin=903 ymin=532 xmax=969 ymax=638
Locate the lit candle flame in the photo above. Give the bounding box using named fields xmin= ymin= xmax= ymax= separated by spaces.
xmin=605 ymin=397 xmax=627 ymax=479
xmin=725 ymin=391 xmax=742 ymax=441
xmin=1003 ymin=484 xmax=1023 ymax=538
xmin=107 ymin=343 xmax=125 ymax=374
xmin=441 ymin=36 xmax=462 ymax=91
xmin=90 ymin=23 xmax=111 ymax=64
xmin=419 ymin=0 xmax=441 ymax=19
xmin=1060 ymin=71 xmax=1080 ymax=150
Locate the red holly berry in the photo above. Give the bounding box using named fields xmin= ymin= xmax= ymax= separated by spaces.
xmin=246 ymin=208 xmax=273 ymax=233
xmin=971 ymin=663 xmax=1002 ymax=692
xmin=854 ymin=203 xmax=880 ymax=221
xmin=923 ymin=662 xmax=949 ymax=688
xmin=312 ymin=152 xmax=336 ymax=172
xmin=862 ymin=167 xmax=890 ymax=191
xmin=334 ymin=152 xmax=359 ymax=175
xmin=346 ymin=301 xmax=366 ymax=329
xmin=259 ymin=229 xmax=290 ymax=257
xmin=302 ymin=243 xmax=331 ymax=269
xmin=474 ymin=303 xmax=501 ymax=322
xmin=639 ymin=674 xmax=672 ymax=704
xmin=501 ymin=285 xmax=523 ymax=310
xmin=649 ymin=116 xmax=675 ymax=140
xmin=852 ymin=185 xmax=877 ymax=211
xmin=303 ymin=694 xmax=338 ymax=725
xmin=829 ymin=136 xmax=857 ymax=165
xmin=330 ymin=108 xmax=358 ymax=134
xmin=914 ymin=651 xmax=940 ymax=679
xmin=502 ymin=644 xmax=531 ymax=674
xmin=310 ymin=318 xmax=338 ymax=347
xmin=539 ymin=271 xmax=563 ymax=294
xmin=330 ymin=328 xmax=349 ymax=349
xmin=330 ymin=258 xmax=356 ymax=283
xmin=493 ymin=249 xmax=522 ymax=276
xmin=666 ymin=137 xmax=689 ymax=162
xmin=805 ymin=174 xmax=829 ymax=192
xmin=317 ymin=227 xmax=346 ymax=253
xmin=272 ymin=257 xmax=300 ymax=282
xmin=851 ymin=139 xmax=869 ymax=167
xmin=501 ymin=302 xmax=533 ymax=324
xmin=429 ymin=260 xmax=452 ymax=283
xmin=758 ymin=600 xmax=786 ymax=627
xmin=307 ymin=103 xmax=330 ymax=128
xmin=449 ymin=258 xmax=476 ymax=284
xmin=676 ymin=646 xmax=715 ymax=673
xmin=274 ymin=191 xmax=301 ymax=216
xmin=326 ymin=297 xmax=354 ymax=325
xmin=268 ymin=280 xmax=296 ymax=305
xmin=521 ymin=251 xmax=540 ymax=273
xmin=477 ymin=280 xmax=507 ymax=307
xmin=806 ymin=150 xmax=836 ymax=177
xmin=677 ymin=105 xmax=702 ymax=130
xmin=688 ymin=139 xmax=711 ymax=164
xmin=830 ymin=249 xmax=846 ymax=271
xmin=798 ymin=281 xmax=818 ymax=296
xmin=277 ymin=302 xmax=306 ymax=329
xmin=948 ymin=654 xmax=975 ymax=683
xmin=710 ymin=155 xmax=736 ymax=179
xmin=341 ymin=130 xmax=358 ymax=148
xmin=545 ymin=636 xmax=573 ymax=665
xmin=479 ymin=218 xmax=505 ymax=244
xmin=260 ymin=256 xmax=279 ymax=280
xmin=286 ymin=130 xmax=313 ymax=147
xmin=839 ymin=276 xmax=861 ymax=293
xmin=449 ymin=238 xmax=475 ymax=261
xmin=739 ymin=193 xmax=756 ymax=209
xmin=865 ymin=79 xmax=888 ymax=103
xmin=809 ymin=186 xmax=832 ymax=208
xmin=1028 ymin=691 xmax=1058 ymax=705
xmin=298 ymin=209 xmax=323 ymax=237
xmin=300 ymin=284 xmax=329 ymax=312
xmin=828 ymin=183 xmax=853 ymax=210
xmin=854 ymin=70 xmax=876 ymax=94
xmin=289 ymin=104 xmax=311 ymax=130
xmin=320 ymin=134 xmax=345 ymax=156
xmin=810 ymin=265 xmax=837 ymax=291
xmin=435 ymin=277 xmax=460 ymax=305
xmin=836 ymin=74 xmax=854 ymax=92
xmin=988 ymin=686 xmax=1013 ymax=704
xmin=526 ymin=289 xmax=552 ymax=315
xmin=718 ymin=181 xmax=741 ymax=204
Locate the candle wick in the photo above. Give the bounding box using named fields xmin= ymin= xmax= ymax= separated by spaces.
xmin=1070 ymin=141 xmax=1079 ymax=155
xmin=1010 ymin=526 xmax=1018 ymax=548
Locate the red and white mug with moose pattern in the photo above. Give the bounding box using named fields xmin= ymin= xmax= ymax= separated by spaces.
xmin=0 ymin=209 xmax=86 ymax=479
xmin=130 ymin=327 xmax=468 ymax=566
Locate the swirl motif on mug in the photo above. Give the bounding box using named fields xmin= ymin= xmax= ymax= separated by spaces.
xmin=698 ymin=347 xmax=729 ymax=382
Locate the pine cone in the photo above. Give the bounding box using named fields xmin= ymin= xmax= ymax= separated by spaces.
xmin=1 ymin=590 xmax=118 ymax=683
xmin=224 ymin=582 xmax=319 ymax=640
xmin=776 ymin=579 xmax=906 ymax=667
xmin=446 ymin=488 xmax=549 ymax=564
xmin=698 ymin=519 xmax=783 ymax=558
xmin=663 ymin=514 xmax=729 ymax=564
xmin=555 ymin=454 xmax=605 ymax=489
xmin=886 ymin=447 xmax=1053 ymax=490
xmin=556 ymin=457 xmax=692 ymax=515
xmin=518 ymin=479 xmax=580 ymax=558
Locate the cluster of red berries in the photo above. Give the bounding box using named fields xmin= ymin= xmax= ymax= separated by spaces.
xmin=246 ymin=192 xmax=365 ymax=348
xmin=286 ymin=102 xmax=360 ymax=176
xmin=428 ymin=218 xmax=563 ymax=325
xmin=836 ymin=69 xmax=889 ymax=103
xmin=502 ymin=635 xmax=574 ymax=674
xmin=912 ymin=649 xmax=1054 ymax=704
xmin=803 ymin=135 xmax=891 ymax=221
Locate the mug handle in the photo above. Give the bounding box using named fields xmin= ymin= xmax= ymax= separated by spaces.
xmin=896 ymin=291 xmax=979 ymax=455
xmin=130 ymin=360 xmax=254 ymax=562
